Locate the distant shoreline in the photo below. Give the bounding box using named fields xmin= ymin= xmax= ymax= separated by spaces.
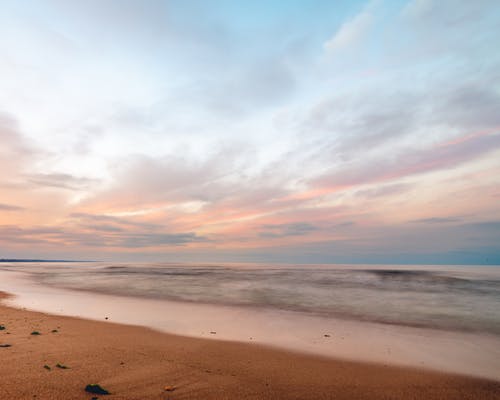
xmin=0 ymin=259 xmax=91 ymax=263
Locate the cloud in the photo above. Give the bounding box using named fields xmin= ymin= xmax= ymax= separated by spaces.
xmin=301 ymin=66 xmax=500 ymax=161
xmin=26 ymin=173 xmax=99 ymax=190
xmin=69 ymin=212 xmax=160 ymax=231
xmin=324 ymin=6 xmax=373 ymax=54
xmin=143 ymin=57 xmax=296 ymax=127
xmin=0 ymin=112 xmax=38 ymax=177
xmin=0 ymin=203 xmax=25 ymax=211
xmin=119 ymin=232 xmax=207 ymax=248
xmin=0 ymin=112 xmax=98 ymax=194
xmin=82 ymin=153 xmax=229 ymax=211
xmin=303 ymin=90 xmax=421 ymax=154
xmin=435 ymin=82 xmax=500 ymax=131
xmin=294 ymin=64 xmax=500 ymax=198
xmin=68 ymin=212 xmax=209 ymax=247
xmin=177 ymin=216 xmax=500 ymax=264
xmin=354 ymin=183 xmax=413 ymax=199
xmin=465 ymin=221 xmax=500 ymax=233
xmin=0 ymin=222 xmax=207 ymax=249
xmin=402 ymin=0 xmax=495 ymax=25
xmin=79 ymin=224 xmax=124 ymax=233
xmin=259 ymin=222 xmax=319 ymax=238
xmin=313 ymin=131 xmax=500 ymax=192
xmin=400 ymin=0 xmax=499 ymax=67
xmin=215 ymin=58 xmax=296 ymax=112
xmin=411 ymin=217 xmax=462 ymax=224
xmin=401 ymin=0 xmax=435 ymax=19
xmin=82 ymin=144 xmax=297 ymax=221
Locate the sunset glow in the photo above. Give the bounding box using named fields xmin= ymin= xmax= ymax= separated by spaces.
xmin=1 ymin=0 xmax=499 ymax=263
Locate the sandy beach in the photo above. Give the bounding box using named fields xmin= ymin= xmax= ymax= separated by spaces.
xmin=1 ymin=292 xmax=499 ymax=399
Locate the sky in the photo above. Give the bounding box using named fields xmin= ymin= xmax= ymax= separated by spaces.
xmin=1 ymin=0 xmax=499 ymax=264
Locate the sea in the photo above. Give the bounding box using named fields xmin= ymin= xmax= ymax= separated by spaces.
xmin=0 ymin=262 xmax=499 ymax=334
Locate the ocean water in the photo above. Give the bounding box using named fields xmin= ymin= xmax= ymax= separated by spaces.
xmin=1 ymin=262 xmax=499 ymax=335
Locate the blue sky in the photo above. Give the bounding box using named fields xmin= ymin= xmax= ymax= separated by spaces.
xmin=0 ymin=0 xmax=499 ymax=264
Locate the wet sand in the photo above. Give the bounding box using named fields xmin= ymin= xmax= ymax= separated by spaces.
xmin=1 ymin=292 xmax=499 ymax=399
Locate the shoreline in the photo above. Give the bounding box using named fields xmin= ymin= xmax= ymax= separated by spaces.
xmin=1 ymin=291 xmax=499 ymax=399
xmin=2 ymin=268 xmax=500 ymax=382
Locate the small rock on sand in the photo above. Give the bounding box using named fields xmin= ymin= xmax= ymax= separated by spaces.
xmin=85 ymin=384 xmax=110 ymax=395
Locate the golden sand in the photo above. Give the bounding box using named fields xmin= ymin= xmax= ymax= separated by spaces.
xmin=0 ymin=292 xmax=499 ymax=399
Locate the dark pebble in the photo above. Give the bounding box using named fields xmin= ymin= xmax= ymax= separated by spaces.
xmin=85 ymin=384 xmax=110 ymax=395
